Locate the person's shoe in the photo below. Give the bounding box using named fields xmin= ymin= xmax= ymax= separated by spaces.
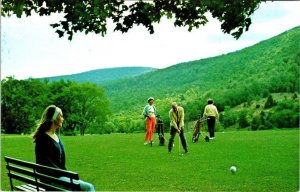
xmin=210 ymin=137 xmax=215 ymax=140
xmin=205 ymin=136 xmax=210 ymax=142
xmin=168 ymin=151 xmax=171 ymax=154
xmin=144 ymin=142 xmax=148 ymax=145
xmin=150 ymin=141 xmax=153 ymax=146
xmin=185 ymin=150 xmax=189 ymax=154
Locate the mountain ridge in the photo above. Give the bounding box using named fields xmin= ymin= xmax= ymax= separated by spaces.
xmin=39 ymin=66 xmax=156 ymax=83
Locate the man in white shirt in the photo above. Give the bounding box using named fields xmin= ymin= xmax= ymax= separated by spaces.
xmin=203 ymin=99 xmax=219 ymax=139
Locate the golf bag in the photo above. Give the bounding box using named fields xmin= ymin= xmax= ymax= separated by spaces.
xmin=192 ymin=118 xmax=208 ymax=143
xmin=156 ymin=117 xmax=165 ymax=146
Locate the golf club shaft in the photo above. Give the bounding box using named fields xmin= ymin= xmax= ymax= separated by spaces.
xmin=178 ymin=132 xmax=181 ymax=154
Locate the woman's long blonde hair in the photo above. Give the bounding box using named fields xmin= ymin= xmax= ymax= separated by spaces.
xmin=32 ymin=105 xmax=57 ymax=142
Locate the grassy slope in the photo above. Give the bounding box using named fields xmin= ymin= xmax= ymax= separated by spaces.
xmin=2 ymin=130 xmax=299 ymax=191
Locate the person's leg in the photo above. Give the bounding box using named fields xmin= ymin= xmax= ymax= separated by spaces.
xmin=211 ymin=117 xmax=216 ymax=138
xmin=207 ymin=117 xmax=213 ymax=138
xmin=144 ymin=118 xmax=151 ymax=143
xmin=76 ymin=180 xmax=95 ymax=192
xmin=150 ymin=117 xmax=156 ymax=141
xmin=179 ymin=129 xmax=188 ymax=153
xmin=168 ymin=127 xmax=176 ymax=152
xmin=59 ymin=177 xmax=95 ymax=192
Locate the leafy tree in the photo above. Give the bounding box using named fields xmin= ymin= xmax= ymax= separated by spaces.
xmin=1 ymin=77 xmax=50 ymax=134
xmin=220 ymin=106 xmax=237 ymax=128
xmin=238 ymin=109 xmax=249 ymax=129
xmin=292 ymin=92 xmax=298 ymax=100
xmin=264 ymin=94 xmax=276 ymax=109
xmin=251 ymin=111 xmax=272 ymax=130
xmin=1 ymin=77 xmax=111 ymax=135
xmin=251 ymin=116 xmax=260 ymax=131
xmin=1 ymin=0 xmax=264 ymax=40
xmin=260 ymin=111 xmax=265 ymax=125
xmin=54 ymin=82 xmax=111 ymax=135
xmin=269 ymin=99 xmax=299 ymax=128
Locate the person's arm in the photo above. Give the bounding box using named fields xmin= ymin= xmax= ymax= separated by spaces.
xmin=143 ymin=105 xmax=149 ymax=118
xmin=202 ymin=106 xmax=208 ymax=118
xmin=169 ymin=110 xmax=178 ymax=130
xmin=214 ymin=106 xmax=219 ymax=119
xmin=179 ymin=108 xmax=184 ymax=129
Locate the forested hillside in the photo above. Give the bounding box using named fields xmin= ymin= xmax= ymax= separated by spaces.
xmin=103 ymin=26 xmax=299 ymax=113
xmin=2 ymin=27 xmax=299 ymax=135
xmin=98 ymin=26 xmax=299 ymax=133
xmin=40 ymin=67 xmax=156 ymax=83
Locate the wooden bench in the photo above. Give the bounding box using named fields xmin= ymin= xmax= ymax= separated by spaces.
xmin=4 ymin=156 xmax=81 ymax=191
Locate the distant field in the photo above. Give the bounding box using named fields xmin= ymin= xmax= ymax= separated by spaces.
xmin=1 ymin=129 xmax=299 ymax=191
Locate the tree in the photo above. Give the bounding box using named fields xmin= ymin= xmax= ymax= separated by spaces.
xmin=238 ymin=110 xmax=249 ymax=129
xmin=220 ymin=106 xmax=237 ymax=128
xmin=264 ymin=94 xmax=276 ymax=109
xmin=269 ymin=99 xmax=299 ymax=128
xmin=1 ymin=77 xmax=51 ymax=134
xmin=55 ymin=83 xmax=111 ymax=135
xmin=251 ymin=116 xmax=260 ymax=131
xmin=1 ymin=0 xmax=264 ymax=40
xmin=1 ymin=77 xmax=111 ymax=135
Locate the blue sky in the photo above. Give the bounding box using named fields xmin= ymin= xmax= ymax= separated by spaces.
xmin=1 ymin=1 xmax=300 ymax=80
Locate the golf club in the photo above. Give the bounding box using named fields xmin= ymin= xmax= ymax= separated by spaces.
xmin=178 ymin=133 xmax=183 ymax=156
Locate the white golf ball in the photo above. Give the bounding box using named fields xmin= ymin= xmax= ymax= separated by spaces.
xmin=230 ymin=166 xmax=237 ymax=173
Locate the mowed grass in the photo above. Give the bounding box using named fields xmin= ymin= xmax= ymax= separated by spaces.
xmin=1 ymin=129 xmax=299 ymax=191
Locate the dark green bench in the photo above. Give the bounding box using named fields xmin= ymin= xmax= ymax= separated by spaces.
xmin=4 ymin=156 xmax=81 ymax=191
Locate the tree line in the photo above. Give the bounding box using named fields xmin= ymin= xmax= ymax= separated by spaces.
xmin=1 ymin=77 xmax=110 ymax=135
xmin=1 ymin=77 xmax=298 ymax=136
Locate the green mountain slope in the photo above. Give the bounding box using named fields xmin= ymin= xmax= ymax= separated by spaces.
xmin=103 ymin=26 xmax=299 ymax=115
xmin=40 ymin=67 xmax=156 ymax=83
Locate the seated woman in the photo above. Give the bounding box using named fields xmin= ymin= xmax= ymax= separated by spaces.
xmin=32 ymin=105 xmax=95 ymax=191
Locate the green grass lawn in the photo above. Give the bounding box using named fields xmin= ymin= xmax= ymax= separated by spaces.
xmin=1 ymin=129 xmax=299 ymax=191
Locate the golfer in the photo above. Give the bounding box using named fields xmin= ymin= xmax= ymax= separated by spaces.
xmin=32 ymin=105 xmax=95 ymax=191
xmin=203 ymin=99 xmax=219 ymax=139
xmin=168 ymin=102 xmax=188 ymax=153
xmin=143 ymin=97 xmax=156 ymax=145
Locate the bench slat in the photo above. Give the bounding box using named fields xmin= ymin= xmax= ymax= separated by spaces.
xmin=5 ymin=156 xmax=79 ymax=180
xmin=26 ymin=184 xmax=46 ymax=191
xmin=20 ymin=184 xmax=38 ymax=191
xmin=36 ymin=173 xmax=81 ymax=189
xmin=5 ymin=157 xmax=37 ymax=169
xmin=7 ymin=165 xmax=36 ymax=177
xmin=36 ymin=166 xmax=79 ymax=180
xmin=15 ymin=185 xmax=35 ymax=192
xmin=15 ymin=184 xmax=44 ymax=192
xmin=8 ymin=173 xmax=66 ymax=191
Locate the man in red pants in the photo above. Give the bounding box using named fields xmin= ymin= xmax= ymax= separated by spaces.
xmin=143 ymin=97 xmax=156 ymax=146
